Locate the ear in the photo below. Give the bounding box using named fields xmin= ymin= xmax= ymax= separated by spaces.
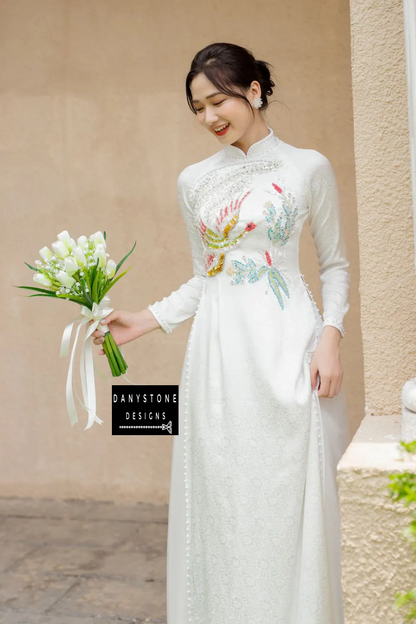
xmin=250 ymin=80 xmax=262 ymax=98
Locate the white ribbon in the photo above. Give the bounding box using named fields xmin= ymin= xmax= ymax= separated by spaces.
xmin=59 ymin=295 xmax=120 ymax=430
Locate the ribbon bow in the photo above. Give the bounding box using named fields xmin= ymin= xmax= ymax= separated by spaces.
xmin=60 ymin=295 xmax=116 ymax=430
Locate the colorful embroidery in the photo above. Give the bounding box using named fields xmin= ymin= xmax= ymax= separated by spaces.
xmin=263 ymin=183 xmax=298 ymax=246
xmin=227 ymin=250 xmax=290 ymax=310
xmin=226 ymin=182 xmax=298 ymax=309
xmin=199 ymin=190 xmax=257 ymax=277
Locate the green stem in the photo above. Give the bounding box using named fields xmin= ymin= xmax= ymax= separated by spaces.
xmin=103 ymin=335 xmax=120 ymax=376
xmin=106 ymin=332 xmax=127 ymax=374
xmin=117 ymin=345 xmax=128 ymax=370
xmin=102 ymin=339 xmax=117 ymax=376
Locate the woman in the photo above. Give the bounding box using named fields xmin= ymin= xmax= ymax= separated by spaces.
xmin=92 ymin=42 xmax=351 ymax=624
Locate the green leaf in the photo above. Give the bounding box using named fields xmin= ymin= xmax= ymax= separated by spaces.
xmin=98 ymin=269 xmax=106 ymax=301
xmin=79 ymin=278 xmax=93 ymax=307
xmin=67 ymin=297 xmax=88 ymax=305
xmin=56 ymin=293 xmax=87 ymax=304
xmin=92 ymin=266 xmax=100 ymax=303
xmin=101 ymin=266 xmax=132 ymax=298
xmin=90 ymin=258 xmax=99 ymax=301
xmin=402 ymin=440 xmax=416 ymax=455
xmin=23 ymin=293 xmax=57 ymax=299
xmin=24 ymin=261 xmax=40 ymax=272
xmin=115 ymin=240 xmax=136 ymax=275
xmin=13 ymin=285 xmax=56 ymax=294
xmin=103 ymin=231 xmax=106 ymax=241
xmin=96 ymin=269 xmax=102 ymax=301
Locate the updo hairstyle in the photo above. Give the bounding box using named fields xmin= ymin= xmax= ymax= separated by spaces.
xmin=185 ymin=42 xmax=276 ymax=117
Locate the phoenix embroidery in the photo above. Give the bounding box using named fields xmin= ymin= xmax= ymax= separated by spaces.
xmin=199 ymin=190 xmax=257 ymax=276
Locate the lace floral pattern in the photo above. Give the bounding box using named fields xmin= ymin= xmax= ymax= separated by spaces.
xmin=151 ymin=128 xmax=350 ymax=623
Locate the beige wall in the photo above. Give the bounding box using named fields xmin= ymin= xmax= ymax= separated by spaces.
xmin=2 ymin=0 xmax=361 ymax=503
xmin=339 ymin=1 xmax=416 ymax=621
xmin=349 ymin=0 xmax=416 ymax=417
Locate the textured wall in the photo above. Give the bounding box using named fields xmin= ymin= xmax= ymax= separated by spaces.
xmin=349 ymin=0 xmax=416 ymax=417
xmin=340 ymin=467 xmax=416 ymax=623
xmin=2 ymin=0 xmax=360 ymax=502
xmin=338 ymin=414 xmax=416 ymax=623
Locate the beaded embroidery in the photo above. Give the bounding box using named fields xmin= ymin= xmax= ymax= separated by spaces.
xmin=226 ymin=182 xmax=299 ymax=307
xmin=263 ymin=182 xmax=298 ymax=246
xmin=227 ymin=250 xmax=290 ymax=309
xmin=199 ymin=190 xmax=257 ymax=276
xmin=190 ymin=159 xmax=284 ymax=232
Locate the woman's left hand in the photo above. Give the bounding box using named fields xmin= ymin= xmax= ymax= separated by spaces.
xmin=310 ymin=326 xmax=344 ymax=398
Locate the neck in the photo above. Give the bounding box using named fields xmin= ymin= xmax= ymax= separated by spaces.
xmin=230 ymin=121 xmax=271 ymax=156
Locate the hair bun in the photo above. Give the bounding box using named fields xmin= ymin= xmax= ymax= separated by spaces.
xmin=256 ymin=59 xmax=275 ymax=97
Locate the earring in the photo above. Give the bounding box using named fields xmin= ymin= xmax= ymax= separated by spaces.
xmin=253 ymin=96 xmax=263 ymax=109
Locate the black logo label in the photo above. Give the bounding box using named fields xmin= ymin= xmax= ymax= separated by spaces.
xmin=112 ymin=385 xmax=179 ymax=435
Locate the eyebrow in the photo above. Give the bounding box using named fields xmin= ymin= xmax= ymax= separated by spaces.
xmin=191 ymin=91 xmax=224 ymax=104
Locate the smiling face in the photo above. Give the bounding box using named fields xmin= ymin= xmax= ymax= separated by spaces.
xmin=190 ymin=72 xmax=262 ymax=145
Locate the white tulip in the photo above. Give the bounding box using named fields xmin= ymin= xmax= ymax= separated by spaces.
xmin=33 ymin=273 xmax=53 ymax=288
xmin=57 ymin=230 xmax=73 ymax=250
xmin=90 ymin=231 xmax=106 ymax=249
xmin=93 ymin=245 xmax=107 ymax=268
xmin=64 ymin=256 xmax=79 ymax=277
xmin=56 ymin=271 xmax=76 ymax=288
xmin=77 ymin=235 xmax=89 ymax=249
xmin=39 ymin=246 xmax=53 ymax=263
xmin=105 ymin=259 xmax=116 ymax=278
xmin=70 ymin=237 xmax=77 ymax=249
xmin=72 ymin=246 xmax=87 ymax=267
xmin=52 ymin=241 xmax=70 ymax=259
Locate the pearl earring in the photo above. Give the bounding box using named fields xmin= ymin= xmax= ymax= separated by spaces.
xmin=253 ymin=96 xmax=263 ymax=109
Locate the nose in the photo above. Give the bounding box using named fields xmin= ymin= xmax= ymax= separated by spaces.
xmin=203 ymin=107 xmax=219 ymax=127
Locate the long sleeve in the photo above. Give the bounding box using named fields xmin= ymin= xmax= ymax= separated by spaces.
xmin=308 ymin=153 xmax=350 ymax=338
xmin=147 ymin=168 xmax=206 ymax=334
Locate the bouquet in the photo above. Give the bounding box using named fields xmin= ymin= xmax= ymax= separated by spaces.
xmin=15 ymin=230 xmax=136 ymax=429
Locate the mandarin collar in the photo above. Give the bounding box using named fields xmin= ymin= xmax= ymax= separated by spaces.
xmin=223 ymin=126 xmax=280 ymax=159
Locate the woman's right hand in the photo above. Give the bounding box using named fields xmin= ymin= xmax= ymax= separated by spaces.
xmin=89 ymin=310 xmax=145 ymax=355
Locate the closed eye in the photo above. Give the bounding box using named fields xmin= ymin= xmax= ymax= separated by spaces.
xmin=195 ymin=100 xmax=226 ymax=113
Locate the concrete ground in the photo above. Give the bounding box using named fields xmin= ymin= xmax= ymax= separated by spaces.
xmin=0 ymin=497 xmax=168 ymax=624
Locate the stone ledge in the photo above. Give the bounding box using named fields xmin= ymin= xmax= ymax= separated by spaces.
xmin=338 ymin=413 xmax=416 ymax=623
xmin=338 ymin=414 xmax=416 ymax=472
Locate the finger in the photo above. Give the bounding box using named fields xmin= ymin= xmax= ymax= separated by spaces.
xmin=100 ymin=314 xmax=113 ymax=326
xmin=326 ymin=379 xmax=334 ymax=398
xmin=330 ymin=378 xmax=338 ymax=398
xmin=88 ymin=320 xmax=104 ymax=336
xmin=330 ymin=379 xmax=338 ymax=398
xmin=318 ymin=377 xmax=329 ymax=398
xmin=99 ymin=349 xmax=104 ymax=355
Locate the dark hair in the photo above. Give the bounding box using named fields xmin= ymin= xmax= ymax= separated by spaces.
xmin=185 ymin=42 xmax=276 ymax=117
